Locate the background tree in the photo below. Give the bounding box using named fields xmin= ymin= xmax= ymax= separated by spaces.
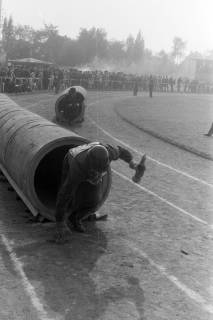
xmin=9 ymin=25 xmax=34 ymax=58
xmin=77 ymin=27 xmax=108 ymax=64
xmin=108 ymin=40 xmax=125 ymax=62
xmin=2 ymin=16 xmax=15 ymax=59
xmin=77 ymin=28 xmax=97 ymax=64
xmin=171 ymin=37 xmax=186 ymax=64
xmin=133 ymin=31 xmax=145 ymax=62
xmin=95 ymin=28 xmax=108 ymax=59
xmin=39 ymin=24 xmax=66 ymax=63
xmin=125 ymin=34 xmax=135 ymax=64
xmin=58 ymin=39 xmax=82 ymax=66
xmin=157 ymin=50 xmax=175 ymax=74
xmin=2 ymin=14 xmax=208 ymax=77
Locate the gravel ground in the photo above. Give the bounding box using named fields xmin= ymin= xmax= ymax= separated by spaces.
xmin=0 ymin=91 xmax=212 ymax=320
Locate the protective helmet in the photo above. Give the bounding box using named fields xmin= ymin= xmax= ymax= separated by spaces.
xmin=88 ymin=145 xmax=109 ymax=173
xmin=69 ymin=87 xmax=77 ymax=95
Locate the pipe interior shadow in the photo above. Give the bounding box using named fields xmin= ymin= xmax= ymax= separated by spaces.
xmin=34 ymin=145 xmax=73 ymax=209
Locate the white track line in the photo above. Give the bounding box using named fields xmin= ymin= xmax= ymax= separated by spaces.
xmin=1 ymin=234 xmax=59 ymax=320
xmin=125 ymin=240 xmax=213 ymax=315
xmin=113 ymin=169 xmax=212 ymax=229
xmin=89 ymin=98 xmax=213 ymax=313
xmin=87 ymin=112 xmax=213 ymax=189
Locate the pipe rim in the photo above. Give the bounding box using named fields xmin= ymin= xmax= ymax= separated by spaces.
xmin=29 ymin=136 xmax=88 ymax=220
xmin=29 ymin=137 xmax=111 ymax=221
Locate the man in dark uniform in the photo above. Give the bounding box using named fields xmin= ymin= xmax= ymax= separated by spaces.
xmin=148 ymin=75 xmax=154 ymax=98
xmin=58 ymin=87 xmax=85 ymax=124
xmin=133 ymin=81 xmax=138 ymax=96
xmin=204 ymin=122 xmax=213 ymax=136
xmin=61 ymin=87 xmax=78 ymax=119
xmin=55 ymin=142 xmax=146 ymax=243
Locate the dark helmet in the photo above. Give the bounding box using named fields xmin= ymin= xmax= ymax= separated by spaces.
xmin=69 ymin=87 xmax=77 ymax=95
xmin=87 ymin=145 xmax=109 ymax=173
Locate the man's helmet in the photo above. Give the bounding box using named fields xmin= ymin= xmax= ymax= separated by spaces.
xmin=69 ymin=87 xmax=77 ymax=95
xmin=87 ymin=145 xmax=109 ymax=173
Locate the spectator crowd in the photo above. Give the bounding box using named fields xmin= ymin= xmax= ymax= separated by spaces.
xmin=0 ymin=64 xmax=212 ymax=94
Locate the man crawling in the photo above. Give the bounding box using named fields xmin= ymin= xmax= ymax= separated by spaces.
xmin=56 ymin=87 xmax=85 ymax=124
xmin=54 ymin=142 xmax=146 ymax=243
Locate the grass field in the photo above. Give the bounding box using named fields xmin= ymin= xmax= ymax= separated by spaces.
xmin=114 ymin=93 xmax=213 ymax=160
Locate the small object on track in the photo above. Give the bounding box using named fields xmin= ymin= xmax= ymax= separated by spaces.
xmin=181 ymin=249 xmax=189 ymax=255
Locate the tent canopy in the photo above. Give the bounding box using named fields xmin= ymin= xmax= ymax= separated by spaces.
xmin=8 ymin=58 xmax=54 ymax=65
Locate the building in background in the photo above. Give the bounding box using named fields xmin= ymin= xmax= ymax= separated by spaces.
xmin=194 ymin=58 xmax=213 ymax=82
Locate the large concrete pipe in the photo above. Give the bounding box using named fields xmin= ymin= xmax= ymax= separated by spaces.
xmin=55 ymin=86 xmax=87 ymax=124
xmin=0 ymin=94 xmax=111 ymax=221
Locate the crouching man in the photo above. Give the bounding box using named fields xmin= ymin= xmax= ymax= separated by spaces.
xmin=55 ymin=142 xmax=146 ymax=243
xmin=56 ymin=87 xmax=86 ymax=124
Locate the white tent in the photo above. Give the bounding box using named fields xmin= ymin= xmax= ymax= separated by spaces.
xmin=8 ymin=58 xmax=54 ymax=65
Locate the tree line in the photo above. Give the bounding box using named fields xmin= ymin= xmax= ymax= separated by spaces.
xmin=2 ymin=15 xmax=208 ymax=76
xmin=2 ymin=17 xmax=145 ymax=65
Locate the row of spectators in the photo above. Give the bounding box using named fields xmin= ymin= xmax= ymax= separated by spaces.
xmin=0 ymin=64 xmax=212 ymax=94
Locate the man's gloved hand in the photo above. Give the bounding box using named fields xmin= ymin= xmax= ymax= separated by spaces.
xmin=118 ymin=146 xmax=133 ymax=163
xmin=132 ymin=154 xmax=146 ymax=183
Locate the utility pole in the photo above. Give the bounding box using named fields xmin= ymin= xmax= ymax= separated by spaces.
xmin=0 ymin=0 xmax=2 ymax=40
xmin=0 ymin=0 xmax=6 ymax=65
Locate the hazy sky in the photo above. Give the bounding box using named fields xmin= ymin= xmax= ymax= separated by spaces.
xmin=2 ymin=0 xmax=213 ymax=54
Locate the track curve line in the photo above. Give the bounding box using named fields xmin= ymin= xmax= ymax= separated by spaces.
xmin=87 ymin=114 xmax=213 ymax=189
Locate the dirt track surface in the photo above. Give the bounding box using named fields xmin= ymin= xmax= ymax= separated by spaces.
xmin=0 ymin=91 xmax=213 ymax=320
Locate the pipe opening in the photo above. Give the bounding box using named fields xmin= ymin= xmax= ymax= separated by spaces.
xmin=34 ymin=145 xmax=111 ymax=213
xmin=34 ymin=145 xmax=73 ymax=210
